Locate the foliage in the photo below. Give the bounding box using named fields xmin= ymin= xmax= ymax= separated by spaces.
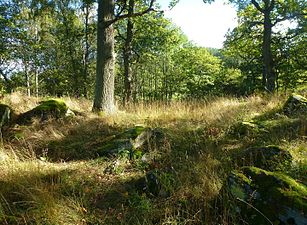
xmin=0 ymin=0 xmax=306 ymax=102
xmin=224 ymin=0 xmax=307 ymax=92
xmin=0 ymin=0 xmax=96 ymax=97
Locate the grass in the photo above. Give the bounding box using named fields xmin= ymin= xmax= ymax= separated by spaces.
xmin=0 ymin=92 xmax=306 ymax=224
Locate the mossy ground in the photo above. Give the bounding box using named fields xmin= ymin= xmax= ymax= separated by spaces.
xmin=0 ymin=93 xmax=306 ymax=224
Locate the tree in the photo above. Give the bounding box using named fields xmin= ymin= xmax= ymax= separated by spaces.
xmin=0 ymin=0 xmax=22 ymax=93
xmin=224 ymin=0 xmax=306 ymax=93
xmin=123 ymin=0 xmax=135 ymax=105
xmin=172 ymin=46 xmax=222 ymax=98
xmin=115 ymin=12 xmax=188 ymax=102
xmin=81 ymin=0 xmax=95 ymax=97
xmin=228 ymin=0 xmax=306 ymax=92
xmin=223 ymin=6 xmax=263 ymax=93
xmin=93 ymin=0 xmax=155 ymax=113
xmin=93 ymin=0 xmax=115 ymax=113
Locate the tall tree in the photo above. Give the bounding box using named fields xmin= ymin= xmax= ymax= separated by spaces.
xmin=93 ymin=0 xmax=156 ymax=113
xmin=123 ymin=0 xmax=135 ymax=105
xmin=229 ymin=0 xmax=306 ymax=92
xmin=93 ymin=0 xmax=116 ymax=113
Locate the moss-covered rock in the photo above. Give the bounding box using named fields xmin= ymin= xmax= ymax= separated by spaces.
xmin=94 ymin=126 xmax=165 ymax=160
xmin=233 ymin=121 xmax=266 ymax=136
xmin=95 ymin=126 xmax=147 ymax=158
xmin=236 ymin=146 xmax=293 ymax=171
xmin=228 ymin=167 xmax=307 ymax=225
xmin=16 ymin=99 xmax=73 ymax=124
xmin=283 ymin=94 xmax=307 ymax=117
xmin=0 ymin=103 xmax=16 ymax=127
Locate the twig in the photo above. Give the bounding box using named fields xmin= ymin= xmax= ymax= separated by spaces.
xmin=236 ymin=197 xmax=273 ymax=225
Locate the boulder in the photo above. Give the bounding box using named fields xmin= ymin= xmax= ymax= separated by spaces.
xmin=233 ymin=121 xmax=267 ymax=137
xmin=236 ymin=146 xmax=293 ymax=171
xmin=95 ymin=126 xmax=146 ymax=158
xmin=0 ymin=103 xmax=15 ymax=127
xmin=228 ymin=167 xmax=307 ymax=225
xmin=283 ymin=94 xmax=307 ymax=116
xmin=16 ymin=99 xmax=74 ymax=124
xmin=96 ymin=126 xmax=165 ymax=159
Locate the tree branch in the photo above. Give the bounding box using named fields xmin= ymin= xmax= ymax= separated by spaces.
xmin=115 ymin=0 xmax=128 ymax=18
xmin=106 ymin=0 xmax=156 ymax=27
xmin=251 ymin=0 xmax=264 ymax=13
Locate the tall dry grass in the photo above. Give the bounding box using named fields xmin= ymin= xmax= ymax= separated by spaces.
xmin=1 ymin=92 xmax=304 ymax=225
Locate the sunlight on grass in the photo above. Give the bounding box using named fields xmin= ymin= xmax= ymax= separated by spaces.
xmin=0 ymin=93 xmax=305 ymax=224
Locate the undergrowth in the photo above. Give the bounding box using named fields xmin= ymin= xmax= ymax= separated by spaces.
xmin=0 ymin=92 xmax=306 ymax=224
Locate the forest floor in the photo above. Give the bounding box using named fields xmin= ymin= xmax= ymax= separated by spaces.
xmin=0 ymin=92 xmax=306 ymax=224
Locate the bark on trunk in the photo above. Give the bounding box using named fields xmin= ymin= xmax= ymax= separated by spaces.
xmin=123 ymin=0 xmax=135 ymax=105
xmin=93 ymin=0 xmax=116 ymax=113
xmin=83 ymin=2 xmax=90 ymax=97
xmin=25 ymin=62 xmax=31 ymax=97
xmin=251 ymin=0 xmax=276 ymax=92
xmin=263 ymin=9 xmax=276 ymax=92
xmin=35 ymin=69 xmax=39 ymax=97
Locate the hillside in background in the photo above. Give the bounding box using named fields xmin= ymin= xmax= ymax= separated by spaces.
xmin=0 ymin=92 xmax=306 ymax=224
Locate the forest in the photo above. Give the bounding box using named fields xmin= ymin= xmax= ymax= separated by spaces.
xmin=0 ymin=0 xmax=306 ymax=224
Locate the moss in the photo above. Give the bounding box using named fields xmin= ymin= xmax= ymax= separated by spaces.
xmin=134 ymin=125 xmax=146 ymax=136
xmin=234 ymin=112 xmax=306 ymax=144
xmin=95 ymin=126 xmax=147 ymax=158
xmin=35 ymin=99 xmax=68 ymax=114
xmin=117 ymin=126 xmax=146 ymax=139
xmin=231 ymin=170 xmax=252 ymax=185
xmin=16 ymin=99 xmax=69 ymax=124
xmin=292 ymin=94 xmax=307 ymax=103
xmin=233 ymin=121 xmax=260 ymax=136
xmin=236 ymin=145 xmax=293 ymax=172
xmin=243 ymin=167 xmax=307 ymax=208
xmin=229 ymin=167 xmax=307 ymax=224
xmin=232 ymin=120 xmax=269 ymax=137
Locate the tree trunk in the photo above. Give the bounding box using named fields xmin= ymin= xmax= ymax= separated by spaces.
xmin=60 ymin=3 xmax=80 ymax=96
xmin=35 ymin=69 xmax=39 ymax=97
xmin=123 ymin=0 xmax=135 ymax=105
xmin=93 ymin=0 xmax=116 ymax=113
xmin=262 ymin=2 xmax=276 ymax=92
xmin=25 ymin=62 xmax=31 ymax=97
xmin=0 ymin=69 xmax=12 ymax=92
xmin=83 ymin=2 xmax=90 ymax=98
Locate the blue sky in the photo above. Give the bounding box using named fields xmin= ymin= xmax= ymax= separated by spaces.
xmin=156 ymin=0 xmax=238 ymax=49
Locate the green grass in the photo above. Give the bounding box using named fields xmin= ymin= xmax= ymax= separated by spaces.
xmin=0 ymin=93 xmax=306 ymax=224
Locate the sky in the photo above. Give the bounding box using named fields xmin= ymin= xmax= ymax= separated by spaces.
xmin=156 ymin=0 xmax=238 ymax=49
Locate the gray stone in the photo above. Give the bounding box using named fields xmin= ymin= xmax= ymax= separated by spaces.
xmin=227 ymin=167 xmax=307 ymax=225
xmin=96 ymin=126 xmax=165 ymax=159
xmin=283 ymin=94 xmax=307 ymax=117
xmin=236 ymin=145 xmax=293 ymax=171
